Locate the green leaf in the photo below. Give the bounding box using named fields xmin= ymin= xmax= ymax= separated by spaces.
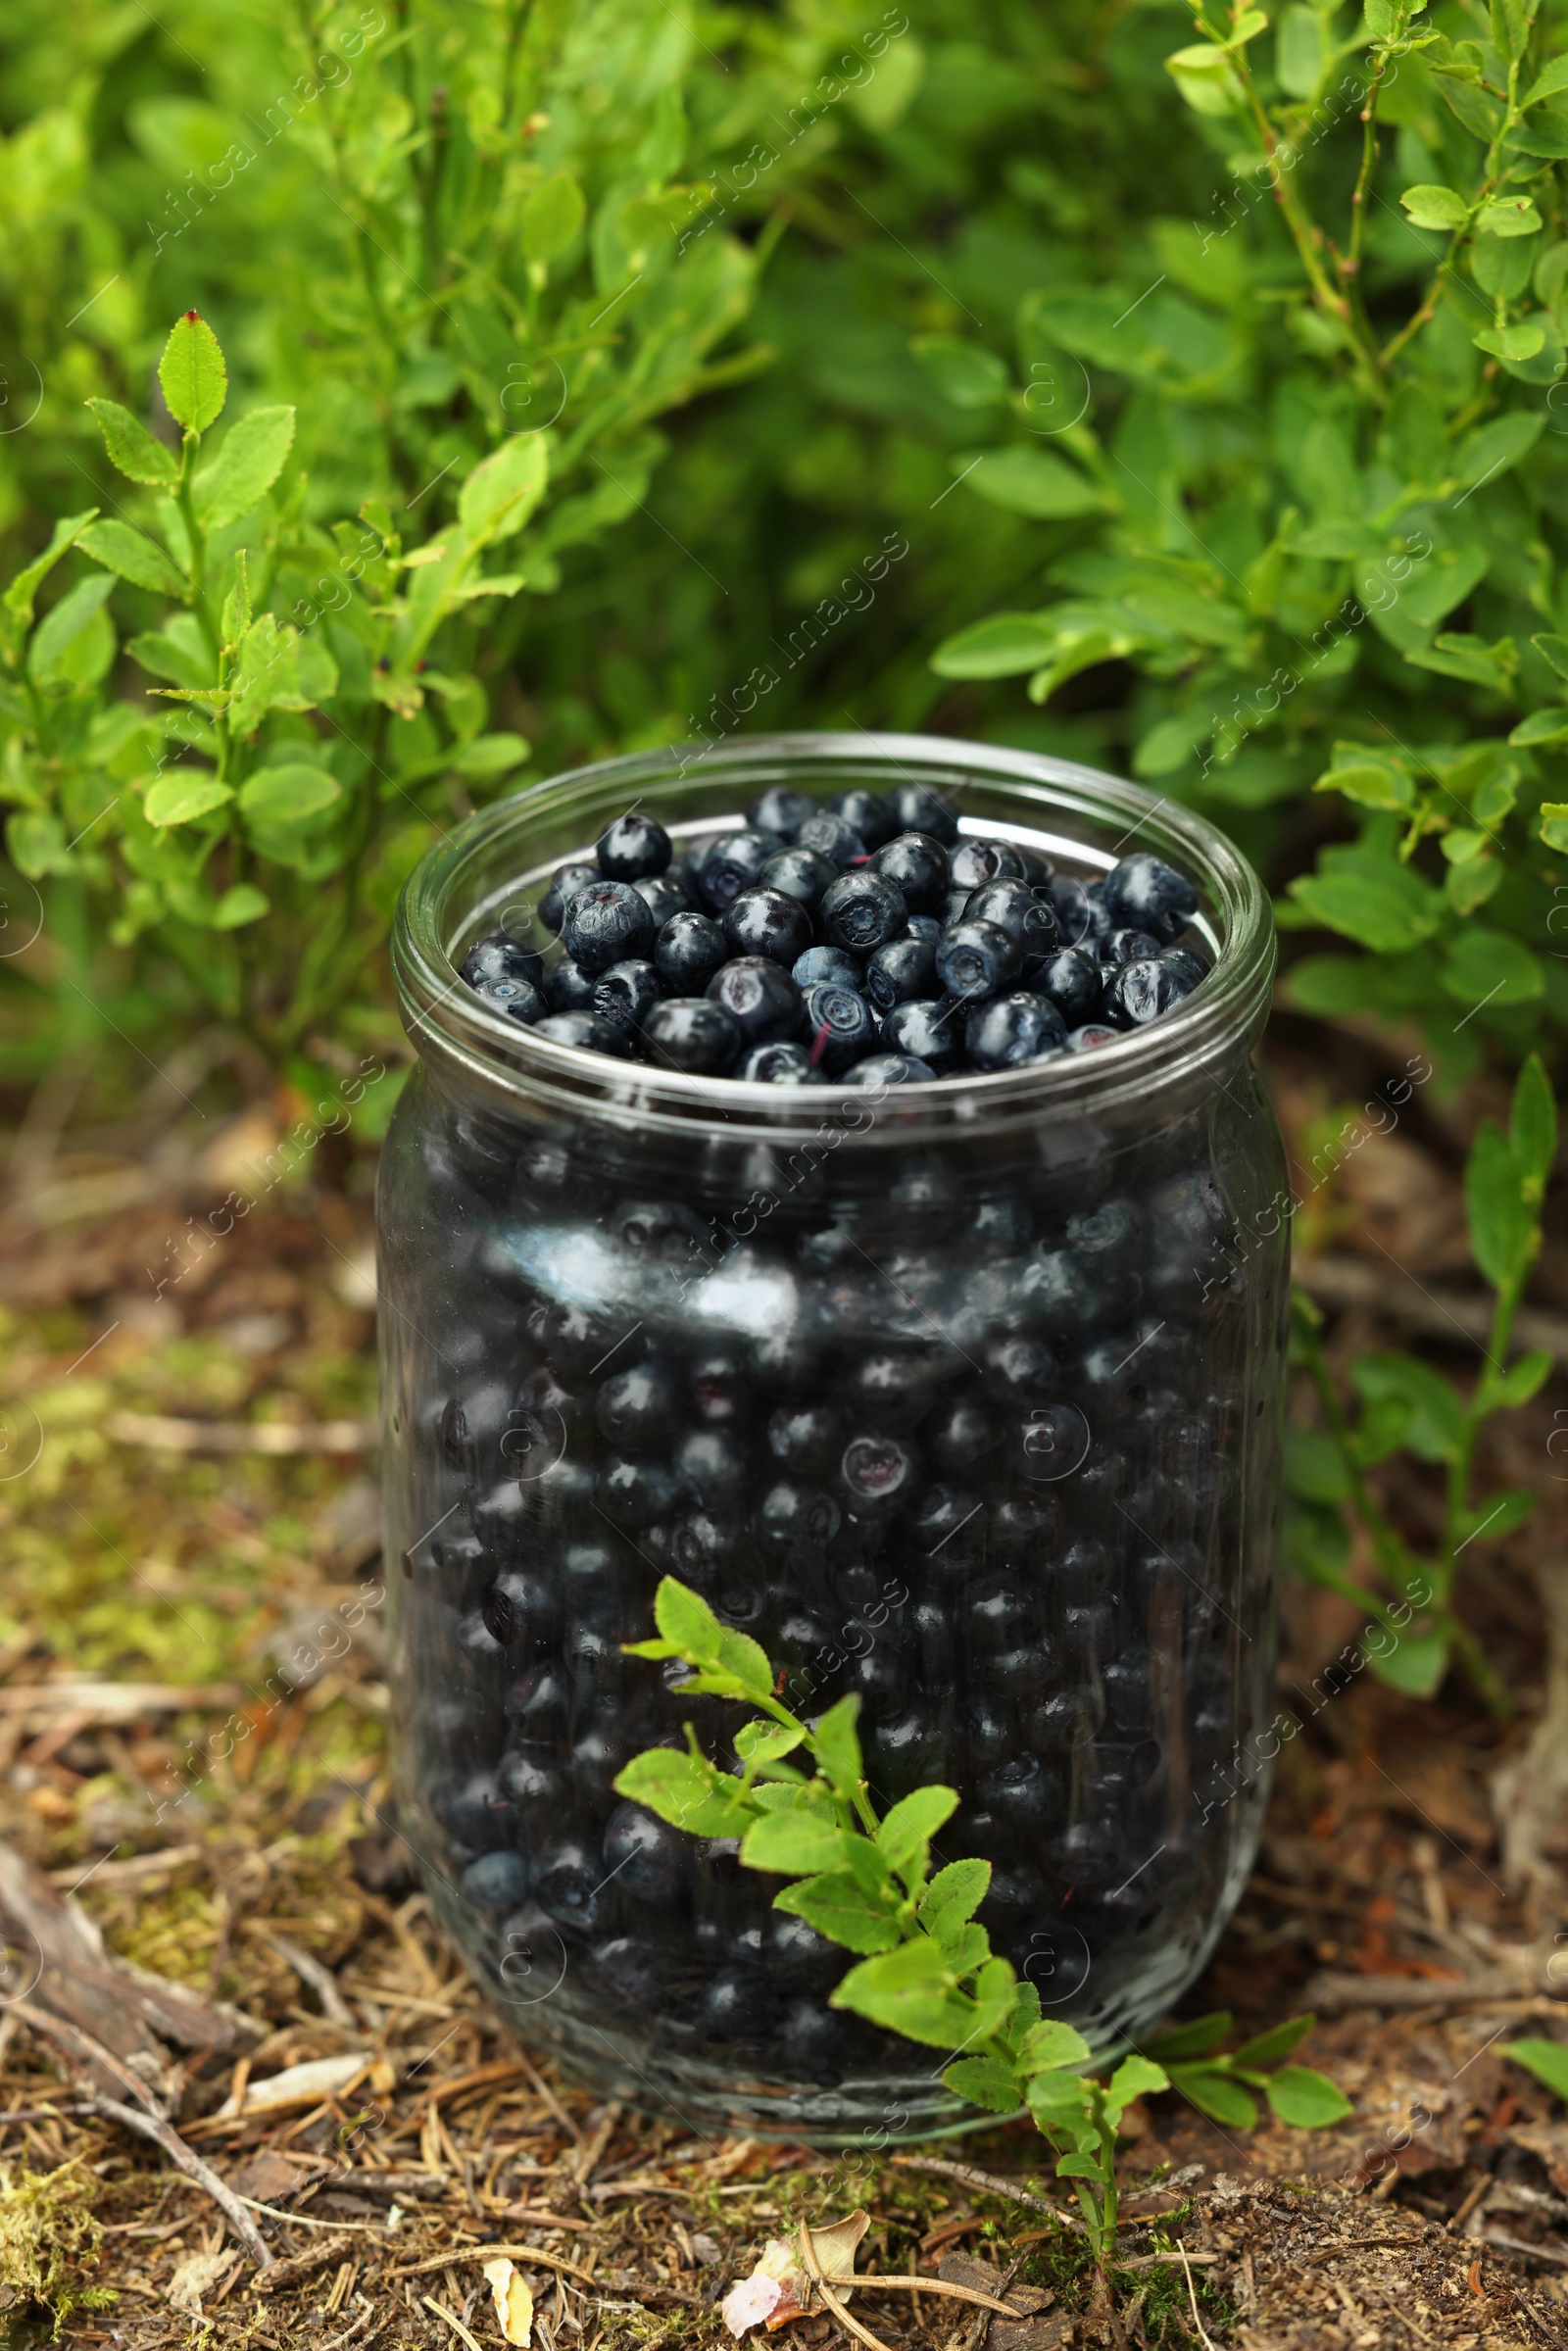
xmin=127 ymin=623 xmax=211 ymax=689
xmin=774 ymin=1870 xmax=902 ymax=1954
xmin=734 ymin=1719 xmax=805 ymax=1765
xmin=741 ymin=1808 xmax=854 ymax=1877
xmin=143 ymin=771 xmax=234 ymax=827
xmin=1314 ymin=762 xmax=1415 ymax=812
xmin=1503 ymin=2038 xmax=1568 ymax=2102
xmin=1399 ymin=183 xmax=1469 ymax=230
xmin=4 ymin=509 xmax=99 ymax=626
xmin=919 ymin=1859 xmax=992 ymax=1948
xmin=1521 ymin=57 xmax=1568 ymax=107
xmin=213 ymin=883 xmax=270 ymax=929
xmin=1511 ymin=1053 xmax=1557 ymax=1191
xmin=1364 ymin=1626 xmax=1449 ymax=1695
xmin=238 ymin=762 xmax=342 ymax=826
xmin=521 ymin=172 xmax=586 ymax=265
xmin=194 ymin=405 xmax=296 ymax=530
xmin=877 ymin=1786 xmax=959 ymax=1886
xmin=1168 ymin=2064 xmax=1259 ymax=2129
xmin=86 ymin=397 xmax=178 ymax=489
xmin=1454 ymin=410 xmax=1544 ymax=489
xmin=1351 ymin=1354 xmax=1463 ymax=1464
xmin=1475 ymin=322 xmax=1545 ymax=360
xmin=78 ymin=519 xmax=187 ymax=601
xmin=28 ymin=574 xmax=114 ymax=679
xmin=1164 ymin=41 xmax=1244 ymax=116
xmin=1104 ymin=2056 xmax=1168 ymax=2123
xmin=1491 ymin=1351 xmax=1553 ymax=1410
xmin=612 ymin=1744 xmax=757 ymax=1838
xmin=1285 ymin=1426 xmax=1352 ymax=1502
xmin=1019 ymin=2019 xmax=1095 ymax=2075
xmin=1455 ymin=1488 xmax=1535 ymax=1540
xmin=831 ymin=1938 xmax=983 ymax=2049
xmin=460 ymin=435 xmax=550 ymax=547
xmin=1534 ymin=632 xmax=1568 ymax=680
xmin=1508 ymin=709 xmax=1568 ymax=746
xmin=944 ymin=2054 xmax=1023 ymax=2115
xmin=1026 ymin=2070 xmax=1096 ymax=2127
xmin=1231 ymin=2016 xmax=1316 ymax=2070
xmin=811 ymin=1694 xmax=865 ymax=1803
xmin=1467 ymin=1120 xmax=1535 ymax=1289
xmin=931 ymin=611 xmax=1060 ymax=679
xmin=1145 ymin=2012 xmax=1234 ymax=2063
xmin=1541 ymin=802 xmax=1568 ymax=851
xmin=912 ymin=335 xmax=1010 ymax=409
xmin=1266 ymin=2066 xmax=1354 ymax=2128
xmin=452 ymin=733 xmax=529 ymax=779
xmin=653 ymin=1575 xmax=722 ymax=1657
xmin=1054 ymin=2153 xmax=1105 ymax=2180
xmin=1289 ymin=853 xmax=1442 ymax=954
xmin=1476 ymin=196 xmax=1543 ymax=237
xmin=158 ymin=311 xmax=227 ymax=433
xmin=957 ymin=447 xmax=1105 ymax=518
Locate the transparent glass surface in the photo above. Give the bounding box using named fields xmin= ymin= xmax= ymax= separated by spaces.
xmin=380 ymin=732 xmax=1290 ymax=2139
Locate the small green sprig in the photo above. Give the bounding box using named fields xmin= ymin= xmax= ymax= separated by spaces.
xmin=616 ymin=1578 xmax=1350 ymax=2272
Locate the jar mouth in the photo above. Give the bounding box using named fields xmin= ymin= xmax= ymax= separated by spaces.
xmin=393 ymin=731 xmax=1275 ymax=1140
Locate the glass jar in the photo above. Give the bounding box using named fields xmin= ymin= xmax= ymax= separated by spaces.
xmin=380 ymin=731 xmax=1289 ymax=2141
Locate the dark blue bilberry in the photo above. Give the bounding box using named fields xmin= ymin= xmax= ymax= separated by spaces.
xmin=656 ymin=908 xmax=728 ymax=991
xmin=546 ymin=956 xmax=598 ymax=1012
xmin=936 ymin=918 xmax=1021 ymax=1001
xmin=801 ymin=980 xmax=878 ymax=1073
xmin=462 ymin=932 xmax=545 ymax=990
xmin=633 ymin=872 xmax=691 ymax=929
xmin=562 ymin=880 xmax=657 ymax=974
xmin=758 ymin=846 xmax=838 ymax=911
xmin=592 ymin=959 xmax=662 ymax=1036
xmin=1161 ymin=946 xmax=1207 ymax=990
xmin=748 ymin=785 xmax=816 ymax=839
xmin=1101 ymin=926 xmax=1164 ymax=968
xmin=533 ymin=1010 xmax=629 ymax=1054
xmin=823 ymin=786 xmax=896 ymax=848
xmin=642 ymin=997 xmax=741 ymax=1074
xmin=838 ymin=1429 xmax=922 ymax=1517
xmin=767 ymin=1400 xmax=845 ymax=1474
xmin=795 ymin=811 xmax=866 ymax=870
xmin=738 ymin=1041 xmax=821 ymax=1084
xmin=844 ymin=1052 xmax=935 ymax=1084
xmin=707 ymin=957 xmax=805 ymax=1046
xmin=879 ymin=998 xmax=962 ymax=1071
xmin=887 ymin=782 xmax=959 ymax=842
xmin=538 ymin=859 xmax=600 ymax=934
xmin=724 ymin=885 xmax=814 ymax=966
xmin=963 ymin=991 xmax=1067 ymax=1070
xmin=697 ymin=829 xmax=782 ymax=911
xmin=755 ymin=1479 xmax=842 ymax=1553
xmin=793 ymin=946 xmax=861 ymax=992
xmin=1032 ymin=946 xmax=1101 ymax=1025
xmin=597 ymin=810 xmax=671 ymax=881
xmin=473 ymin=975 xmax=546 ymax=1025
xmin=950 ymin=838 xmax=1025 ymax=892
xmin=870 ymin=831 xmax=949 ymax=913
xmin=596 ymin=1357 xmax=681 ymax=1450
xmin=820 ymin=869 xmax=906 ymax=953
xmin=1047 ymin=873 xmax=1111 ymax=949
xmin=1102 ymin=955 xmax=1199 ymax=1028
xmin=966 ymin=878 xmax=1059 ymax=961
xmin=1102 ymin=851 xmax=1200 ymax=943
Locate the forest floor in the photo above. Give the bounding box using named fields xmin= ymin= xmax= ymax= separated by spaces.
xmin=1 ymin=1025 xmax=1566 ymax=2351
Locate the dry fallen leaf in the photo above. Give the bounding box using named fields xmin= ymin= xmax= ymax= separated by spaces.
xmin=215 ymin=2052 xmax=370 ymax=2117
xmin=166 ymin=2252 xmax=234 ymax=2314
xmin=483 ymin=2255 xmax=534 ymax=2346
xmin=721 ymin=2211 xmax=869 ymax=2338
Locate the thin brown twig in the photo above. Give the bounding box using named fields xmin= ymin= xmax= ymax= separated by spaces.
xmin=889 ymin=2152 xmax=1084 ymax=2229
xmin=1177 ymin=2241 xmax=1221 ymax=2351
xmin=81 ymin=2092 xmax=275 ymax=2268
xmin=422 ymin=2296 xmax=486 ymax=2351
xmin=798 ymin=2220 xmax=895 ymax=2351
xmin=856 ymin=2276 xmax=1025 ymax=2315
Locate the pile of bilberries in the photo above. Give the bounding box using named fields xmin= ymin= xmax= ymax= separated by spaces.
xmin=460 ymin=781 xmax=1205 ymax=1083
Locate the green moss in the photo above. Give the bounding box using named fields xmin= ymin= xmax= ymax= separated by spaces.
xmin=0 ymin=2163 xmax=116 ymax=2338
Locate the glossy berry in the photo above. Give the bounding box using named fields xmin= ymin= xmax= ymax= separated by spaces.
xmin=708 ymin=957 xmax=805 ymax=1047
xmin=758 ymin=846 xmax=838 ymax=911
xmin=793 ymin=946 xmax=861 ymax=992
xmin=887 ymin=782 xmax=959 ymax=842
xmin=801 ymin=981 xmax=878 ymax=1073
xmin=546 ymin=957 xmax=597 ymax=1011
xmin=462 ymin=932 xmax=545 ymax=991
xmin=879 ymin=998 xmax=961 ymax=1072
xmin=1101 ymin=926 xmax=1164 ymax=968
xmin=870 ymin=831 xmax=949 ymax=914
xmin=823 ymin=786 xmax=896 ymax=848
xmin=862 ymin=940 xmax=939 ymax=1022
xmin=1032 ymin=947 xmax=1101 ymax=1025
xmin=964 ymin=992 xmax=1067 ymax=1070
xmin=474 ymin=975 xmax=546 ymax=1024
xmin=950 ymin=838 xmax=1025 ymax=892
xmin=532 ymin=1010 xmax=629 ymax=1055
xmin=748 ymin=785 xmax=816 ymax=839
xmin=739 ymin=1041 xmax=821 ymax=1084
xmin=846 ymin=1052 xmax=935 ymax=1085
xmin=562 ymin=880 xmax=657 ymax=975
xmin=724 ymin=885 xmax=814 ymax=966
xmin=697 ymin=830 xmax=781 ymax=912
xmin=596 ymin=1357 xmax=680 ymax=1449
xmin=1161 ymin=947 xmax=1207 ymax=990
xmin=936 ymin=918 xmax=1021 ymax=1001
xmin=839 ymin=1430 xmax=922 ymax=1516
xmin=795 ymin=811 xmax=865 ymax=870
xmin=643 ymin=998 xmax=741 ymax=1074
xmin=1102 ymin=955 xmax=1200 ymax=1028
xmin=820 ymin=869 xmax=906 ymax=954
xmin=968 ymin=879 xmax=1060 ymax=962
xmin=1102 ymin=851 xmax=1200 ymax=943
xmin=592 ymin=959 xmax=662 ymax=1036
xmin=538 ymin=859 xmax=599 ymax=933
xmin=597 ymin=810 xmax=671 ymax=881
xmin=656 ymin=909 xmax=728 ymax=992
xmin=633 ymin=872 xmax=690 ymax=930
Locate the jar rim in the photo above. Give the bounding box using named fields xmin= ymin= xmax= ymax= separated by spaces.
xmin=392 ymin=730 xmax=1275 ymax=1141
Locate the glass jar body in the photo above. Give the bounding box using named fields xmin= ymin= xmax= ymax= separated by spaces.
xmin=380 ymin=736 xmax=1290 ymax=2140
